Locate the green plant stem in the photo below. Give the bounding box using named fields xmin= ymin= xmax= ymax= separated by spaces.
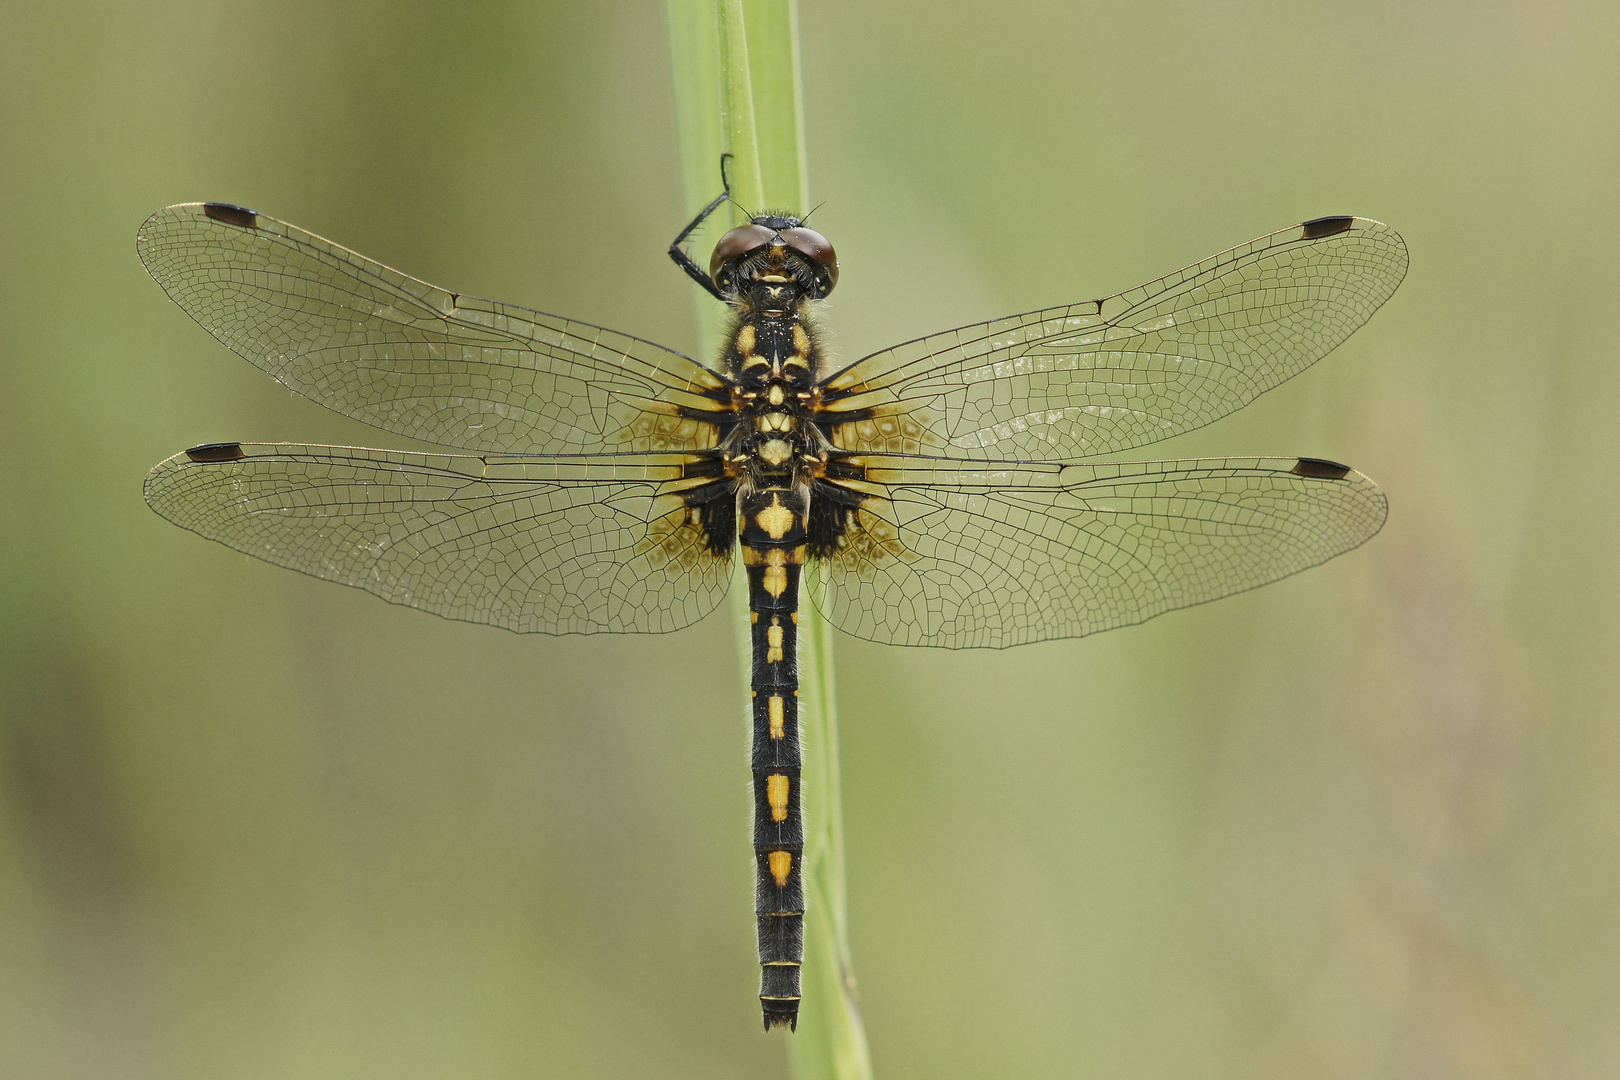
xmin=665 ymin=3 xmax=873 ymax=1077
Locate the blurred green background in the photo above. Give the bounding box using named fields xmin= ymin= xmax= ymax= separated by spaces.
xmin=3 ymin=1 xmax=1617 ymax=1077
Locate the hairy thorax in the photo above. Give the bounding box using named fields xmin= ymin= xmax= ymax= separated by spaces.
xmin=721 ymin=296 xmax=830 ymax=497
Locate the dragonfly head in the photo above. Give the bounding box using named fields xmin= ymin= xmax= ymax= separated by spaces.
xmin=710 ymin=214 xmax=838 ymax=301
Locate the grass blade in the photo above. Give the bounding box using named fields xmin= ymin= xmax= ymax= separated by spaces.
xmin=665 ymin=3 xmax=874 ymax=1076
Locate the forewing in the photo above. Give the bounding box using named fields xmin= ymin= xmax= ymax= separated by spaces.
xmin=821 ymin=217 xmax=1406 ymax=460
xmin=145 ymin=443 xmax=733 ymax=634
xmin=808 ymin=456 xmax=1386 ymax=648
xmin=137 ymin=204 xmax=730 ymax=455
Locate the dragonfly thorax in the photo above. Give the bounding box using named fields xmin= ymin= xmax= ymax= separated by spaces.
xmin=727 ymin=309 xmax=818 ymax=374
xmin=727 ymin=382 xmax=823 ymax=485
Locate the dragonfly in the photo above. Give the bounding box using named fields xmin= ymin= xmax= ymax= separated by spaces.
xmin=139 ymin=183 xmax=1406 ymax=1031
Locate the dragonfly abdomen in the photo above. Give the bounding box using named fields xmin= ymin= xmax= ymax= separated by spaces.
xmin=741 ymin=485 xmax=809 ymax=1031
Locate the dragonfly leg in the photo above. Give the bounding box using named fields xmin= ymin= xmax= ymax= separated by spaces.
xmin=668 ymin=153 xmax=734 ymax=301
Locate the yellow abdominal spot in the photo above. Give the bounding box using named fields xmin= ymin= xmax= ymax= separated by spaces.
xmin=756 ymin=498 xmax=795 ymax=540
xmin=756 ymin=546 xmax=802 ymax=598
xmin=767 ymin=774 xmax=790 ymax=822
xmin=766 ymin=619 xmax=784 ymax=662
xmin=768 ymin=696 xmax=785 ymax=738
xmin=768 ymin=850 xmax=792 ymax=886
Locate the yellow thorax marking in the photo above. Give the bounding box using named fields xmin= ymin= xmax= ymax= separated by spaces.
xmin=766 ymin=774 xmax=790 ymax=822
xmin=768 ymin=696 xmax=785 ymax=738
xmin=788 ymin=324 xmax=811 ymax=367
xmin=768 ymin=850 xmax=792 ymax=886
xmin=760 ymin=411 xmax=794 ymax=432
xmin=759 ymin=439 xmax=792 ymax=466
xmin=736 ymin=324 xmax=756 ymax=356
xmin=766 ymin=618 xmax=785 ymax=662
xmin=768 ymin=384 xmax=785 ymax=405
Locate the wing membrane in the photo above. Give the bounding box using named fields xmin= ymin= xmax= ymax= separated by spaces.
xmin=809 ymin=456 xmax=1386 ymax=648
xmin=137 ymin=204 xmax=730 ymax=455
xmin=144 ymin=443 xmax=733 ymax=634
xmin=822 ymin=217 xmax=1406 ymax=460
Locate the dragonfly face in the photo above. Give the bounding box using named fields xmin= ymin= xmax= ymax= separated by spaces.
xmin=709 ymin=215 xmax=838 ymax=301
xmin=141 ymin=189 xmax=1406 ymax=1032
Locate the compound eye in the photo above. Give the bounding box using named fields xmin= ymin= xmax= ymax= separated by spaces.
xmin=781 ymin=227 xmax=839 ymax=295
xmin=709 ymin=224 xmax=775 ymax=284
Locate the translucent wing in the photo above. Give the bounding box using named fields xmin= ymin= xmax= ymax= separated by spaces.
xmin=820 ymin=217 xmax=1407 ymax=461
xmin=137 ymin=204 xmax=731 ymax=456
xmin=808 ymin=456 xmax=1386 ymax=648
xmin=144 ymin=443 xmax=733 ymax=634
